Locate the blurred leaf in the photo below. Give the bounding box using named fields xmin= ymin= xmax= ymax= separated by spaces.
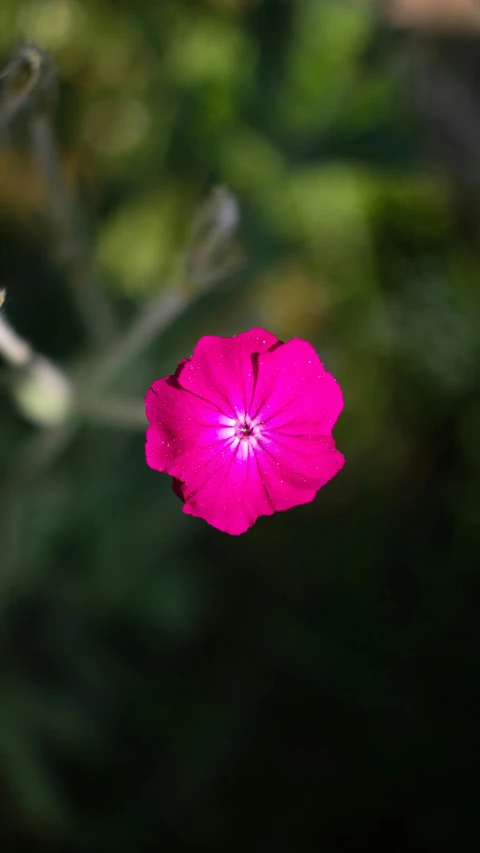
xmin=96 ymin=189 xmax=186 ymax=293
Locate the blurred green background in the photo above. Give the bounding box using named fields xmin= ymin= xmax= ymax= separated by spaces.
xmin=1 ymin=0 xmax=480 ymax=850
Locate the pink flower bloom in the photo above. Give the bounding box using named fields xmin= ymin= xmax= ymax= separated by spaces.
xmin=145 ymin=328 xmax=344 ymax=535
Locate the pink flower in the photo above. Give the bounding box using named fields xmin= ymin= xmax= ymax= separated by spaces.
xmin=145 ymin=328 xmax=344 ymax=535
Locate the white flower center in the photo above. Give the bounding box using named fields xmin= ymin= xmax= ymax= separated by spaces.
xmin=234 ymin=413 xmax=259 ymax=440
xmin=216 ymin=412 xmax=264 ymax=460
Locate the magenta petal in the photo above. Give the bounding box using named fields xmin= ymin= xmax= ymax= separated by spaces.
xmin=179 ymin=434 xmax=344 ymax=534
xmin=255 ymin=434 xmax=345 ymax=511
xmin=145 ymin=377 xmax=228 ymax=475
xmin=251 ymin=338 xmax=343 ymax=436
xmin=180 ymin=445 xmax=275 ymax=535
xmin=172 ymin=478 xmax=186 ymax=502
xmin=177 ymin=328 xmax=279 ymax=417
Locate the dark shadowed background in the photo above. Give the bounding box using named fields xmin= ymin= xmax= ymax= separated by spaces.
xmin=1 ymin=1 xmax=480 ymax=850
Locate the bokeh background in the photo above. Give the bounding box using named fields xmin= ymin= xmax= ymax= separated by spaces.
xmin=1 ymin=0 xmax=480 ymax=850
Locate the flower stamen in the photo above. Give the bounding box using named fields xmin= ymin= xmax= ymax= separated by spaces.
xmin=234 ymin=414 xmax=258 ymax=440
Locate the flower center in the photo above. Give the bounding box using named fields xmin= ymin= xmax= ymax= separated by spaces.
xmin=234 ymin=414 xmax=258 ymax=440
xmin=217 ymin=413 xmax=265 ymax=455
